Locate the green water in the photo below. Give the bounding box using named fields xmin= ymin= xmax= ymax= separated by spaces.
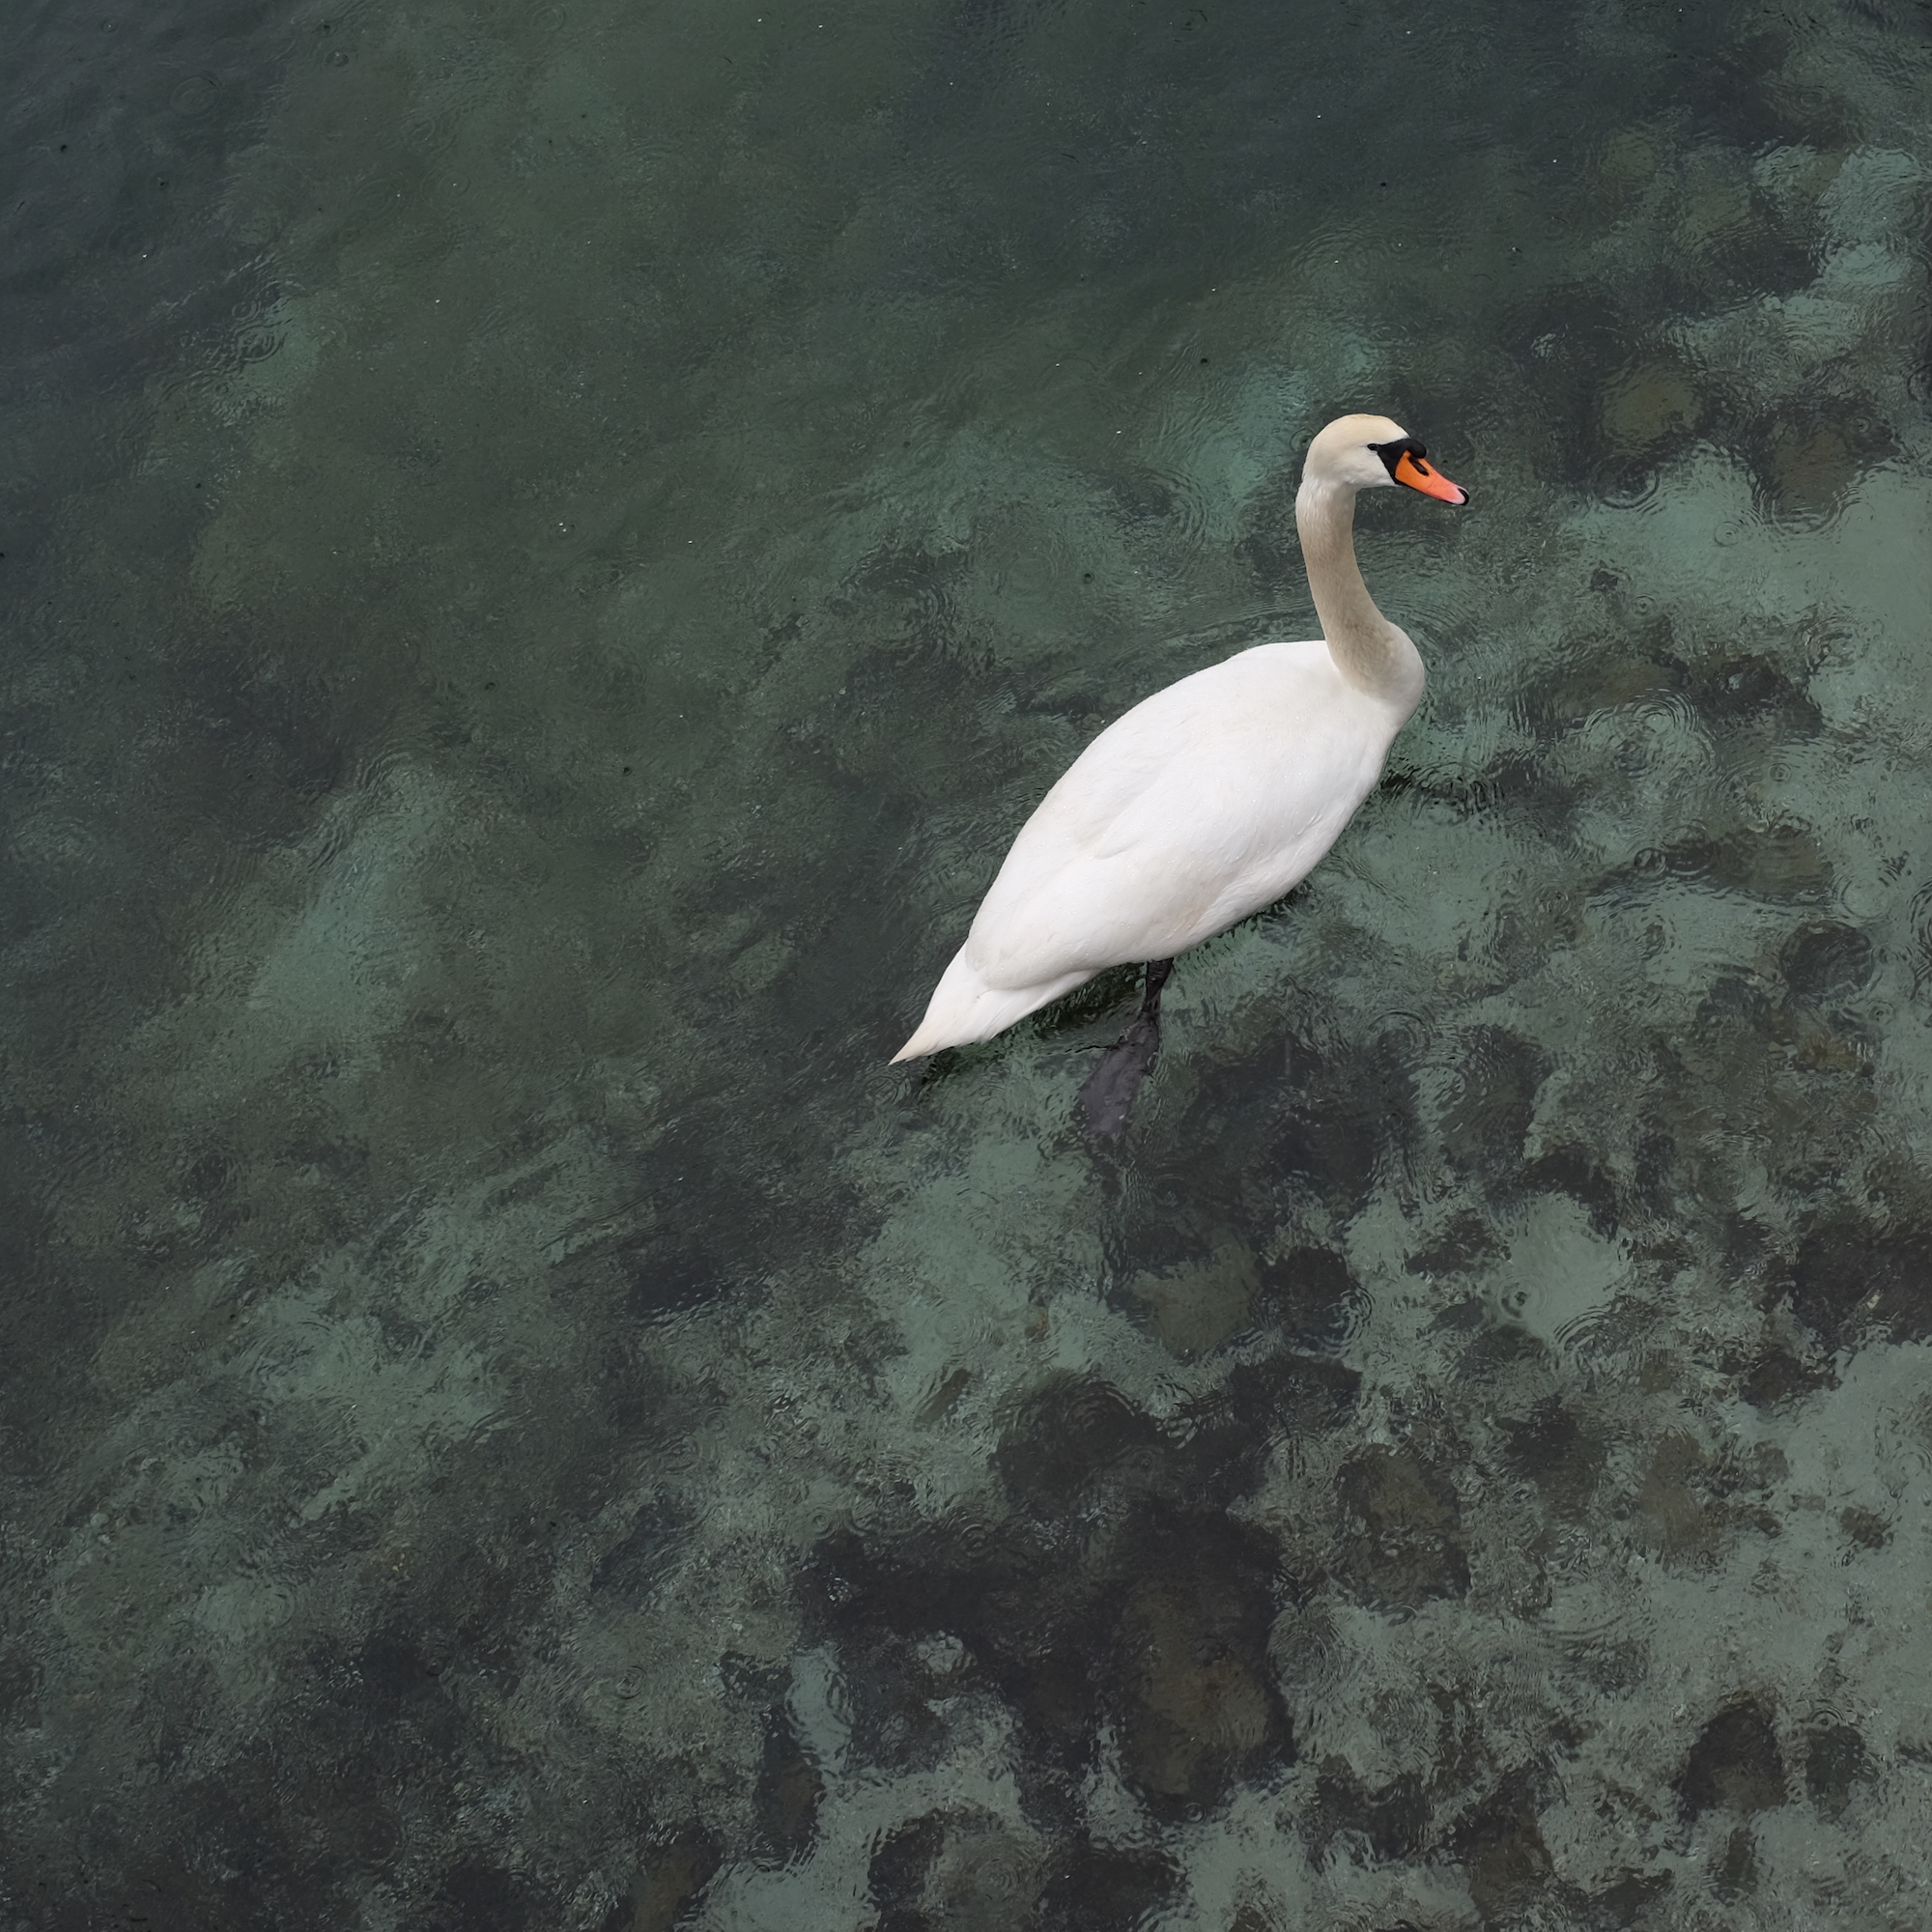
xmin=5 ymin=0 xmax=1932 ymax=1924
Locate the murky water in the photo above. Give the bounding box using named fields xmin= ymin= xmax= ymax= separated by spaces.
xmin=5 ymin=0 xmax=1932 ymax=1924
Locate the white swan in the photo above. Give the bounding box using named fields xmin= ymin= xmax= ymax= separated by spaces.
xmin=893 ymin=412 xmax=1467 ymax=1105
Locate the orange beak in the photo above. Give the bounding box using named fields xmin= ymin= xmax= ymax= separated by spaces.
xmin=1393 ymin=448 xmax=1468 ymax=504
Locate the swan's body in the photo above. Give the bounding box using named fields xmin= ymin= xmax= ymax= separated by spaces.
xmin=893 ymin=413 xmax=1466 ymax=1066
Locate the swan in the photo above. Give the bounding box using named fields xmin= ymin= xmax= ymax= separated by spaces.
xmin=892 ymin=412 xmax=1467 ymax=1132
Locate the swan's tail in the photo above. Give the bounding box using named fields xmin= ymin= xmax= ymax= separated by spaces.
xmin=891 ymin=949 xmax=1094 ymax=1062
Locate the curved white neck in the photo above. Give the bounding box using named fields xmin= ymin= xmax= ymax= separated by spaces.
xmin=1294 ymin=476 xmax=1426 ymax=716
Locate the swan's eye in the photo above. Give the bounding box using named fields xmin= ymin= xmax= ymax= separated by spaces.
xmin=1369 ymin=434 xmax=1426 ymax=480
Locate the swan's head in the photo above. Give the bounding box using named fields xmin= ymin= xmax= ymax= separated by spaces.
xmin=1304 ymin=412 xmax=1468 ymax=504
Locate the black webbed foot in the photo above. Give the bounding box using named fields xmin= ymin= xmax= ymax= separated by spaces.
xmin=1076 ymin=958 xmax=1173 ymax=1141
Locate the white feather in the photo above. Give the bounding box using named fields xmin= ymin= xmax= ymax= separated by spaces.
xmin=893 ymin=412 xmax=1464 ymax=1063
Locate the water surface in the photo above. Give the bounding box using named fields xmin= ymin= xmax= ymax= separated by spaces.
xmin=5 ymin=0 xmax=1932 ymax=1925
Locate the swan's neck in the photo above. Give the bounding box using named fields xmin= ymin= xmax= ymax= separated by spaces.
xmin=1295 ymin=477 xmax=1426 ymax=714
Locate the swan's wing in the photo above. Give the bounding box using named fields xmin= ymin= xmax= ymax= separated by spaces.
xmin=964 ymin=642 xmax=1395 ymax=986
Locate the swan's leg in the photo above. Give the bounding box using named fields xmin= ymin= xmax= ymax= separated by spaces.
xmin=1077 ymin=958 xmax=1175 ymax=1140
xmin=1138 ymin=957 xmax=1175 ymax=1016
